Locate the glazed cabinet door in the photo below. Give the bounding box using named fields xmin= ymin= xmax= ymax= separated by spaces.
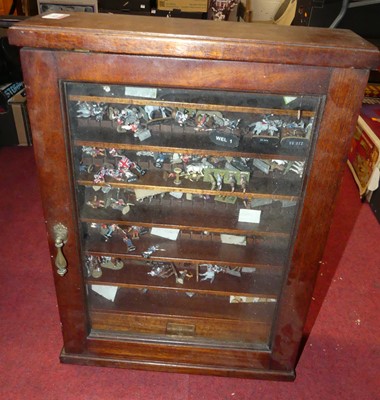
xmin=64 ymin=81 xmax=320 ymax=349
xmin=21 ymin=48 xmax=368 ymax=377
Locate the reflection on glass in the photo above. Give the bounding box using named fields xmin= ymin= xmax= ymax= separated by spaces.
xmin=63 ymin=82 xmax=321 ymax=348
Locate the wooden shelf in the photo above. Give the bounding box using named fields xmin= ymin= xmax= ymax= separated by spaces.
xmin=77 ymin=170 xmax=302 ymax=201
xmin=89 ymin=286 xmax=277 ymax=322
xmin=69 ymin=94 xmax=316 ymax=118
xmin=86 ymin=259 xmax=282 ymax=298
xmin=83 ymin=231 xmax=289 ymax=268
xmin=73 ymin=129 xmax=309 ymax=160
xmin=80 ymin=202 xmax=295 ymax=237
xmin=88 ymin=287 xmax=277 ymax=344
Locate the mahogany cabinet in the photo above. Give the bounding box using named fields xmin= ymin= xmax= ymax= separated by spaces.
xmin=8 ymin=13 xmax=379 ymax=380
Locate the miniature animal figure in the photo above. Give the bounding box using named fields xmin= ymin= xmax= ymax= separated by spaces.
xmin=286 ymin=120 xmax=305 ymax=129
xmin=199 ymin=264 xmax=222 ymax=283
xmin=142 ymin=245 xmax=161 ymax=258
xmin=288 ymin=161 xmax=305 ymax=177
xmin=250 ymin=120 xmax=279 ymax=135
xmin=175 ymin=110 xmax=189 ymax=125
xmin=76 ymin=101 xmax=106 ymax=121
xmin=185 ymin=164 xmax=204 ymax=175
xmin=116 ymin=107 xmax=141 ymax=132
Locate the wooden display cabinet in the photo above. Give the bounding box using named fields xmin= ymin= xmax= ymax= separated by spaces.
xmin=8 ymin=13 xmax=379 ymax=380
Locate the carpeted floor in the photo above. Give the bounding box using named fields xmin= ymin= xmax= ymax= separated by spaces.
xmin=0 ymin=146 xmax=379 ymax=400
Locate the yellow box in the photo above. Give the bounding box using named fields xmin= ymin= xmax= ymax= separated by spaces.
xmin=157 ymin=0 xmax=208 ymax=13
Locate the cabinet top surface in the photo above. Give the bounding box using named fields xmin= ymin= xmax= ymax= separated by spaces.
xmin=8 ymin=12 xmax=380 ymax=69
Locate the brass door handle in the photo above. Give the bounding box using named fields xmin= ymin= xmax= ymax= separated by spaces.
xmin=53 ymin=223 xmax=68 ymax=276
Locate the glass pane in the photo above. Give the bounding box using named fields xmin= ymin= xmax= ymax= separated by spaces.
xmin=63 ymin=82 xmax=321 ymax=349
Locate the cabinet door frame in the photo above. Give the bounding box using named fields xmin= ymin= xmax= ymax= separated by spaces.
xmin=21 ymin=48 xmax=369 ymax=376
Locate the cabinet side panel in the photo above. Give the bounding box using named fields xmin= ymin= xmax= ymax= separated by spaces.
xmin=20 ymin=49 xmax=89 ymax=354
xmin=270 ymin=67 xmax=369 ymax=371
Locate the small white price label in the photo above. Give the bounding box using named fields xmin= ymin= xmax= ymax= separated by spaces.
xmin=238 ymin=209 xmax=261 ymax=224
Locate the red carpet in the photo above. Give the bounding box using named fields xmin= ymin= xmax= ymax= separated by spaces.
xmin=0 ymin=146 xmax=379 ymax=400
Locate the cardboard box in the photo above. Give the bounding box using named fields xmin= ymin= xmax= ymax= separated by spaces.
xmin=98 ymin=0 xmax=151 ymax=12
xmin=0 ymin=85 xmax=32 ymax=146
xmin=157 ymin=0 xmax=208 ymax=13
xmin=0 ymin=81 xmax=24 ymax=111
xmin=9 ymin=89 xmax=32 ymax=146
xmin=347 ymin=103 xmax=380 ymax=197
xmin=37 ymin=0 xmax=98 ymax=14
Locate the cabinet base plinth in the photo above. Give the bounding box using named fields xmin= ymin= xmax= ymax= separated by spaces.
xmin=59 ymin=348 xmax=296 ymax=381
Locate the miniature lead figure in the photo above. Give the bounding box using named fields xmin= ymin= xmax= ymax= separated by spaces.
xmin=76 ymin=101 xmax=107 ymax=121
xmin=228 ymin=173 xmax=236 ymax=192
xmin=147 ymin=262 xmax=175 ymax=278
xmin=116 ymin=226 xmax=136 ymax=252
xmin=109 ymin=197 xmax=126 ymax=211
xmin=289 ymin=161 xmax=305 ymax=177
xmin=199 ymin=264 xmax=223 ymax=283
xmin=210 ymin=173 xmax=217 ymax=190
xmin=249 ymin=119 xmax=279 ymax=136
xmin=170 ymin=263 xmax=187 ymax=285
xmin=85 ymin=255 xmax=103 ymax=278
xmin=128 ymin=226 xmax=149 ymax=239
xmin=284 ymin=160 xmax=305 ymax=177
xmin=216 ymin=173 xmax=224 ymax=191
xmin=86 ymin=149 xmax=147 ymax=184
xmin=142 ymin=245 xmax=161 ymax=258
xmin=113 ymin=107 xmax=141 ymax=133
xmin=174 ymin=110 xmax=189 ymax=125
xmin=118 ymin=156 xmax=146 ymax=177
xmin=240 ymin=175 xmax=248 ymax=193
xmin=173 ymin=167 xmax=182 ymax=185
xmin=122 ymin=235 xmax=136 ymax=252
xmin=100 ymin=224 xmax=117 ymax=241
xmin=86 ymin=196 xmax=105 ymax=209
xmin=100 ymin=257 xmax=124 ymax=270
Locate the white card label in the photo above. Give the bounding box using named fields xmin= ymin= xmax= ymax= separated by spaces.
xmin=134 ymin=189 xmax=166 ymax=201
xmin=230 ymin=296 xmax=277 ymax=303
xmin=220 ymin=234 xmax=246 ymax=246
xmin=169 ymin=192 xmax=183 ymax=199
xmin=252 ymin=159 xmax=270 ymax=174
xmin=241 ymin=267 xmax=257 ymax=273
xmin=151 ymin=227 xmax=180 ymax=241
xmin=135 ymin=128 xmax=151 ymax=142
xmin=238 ymin=209 xmax=261 ymax=224
xmin=251 ymin=198 xmax=273 ymax=208
xmin=91 ymin=285 xmax=118 ymax=302
xmin=283 ymin=96 xmax=297 ymax=105
xmin=281 ymin=200 xmax=297 ymax=208
xmin=42 ymin=13 xmax=70 ymax=19
xmin=124 ymin=87 xmax=157 ymax=98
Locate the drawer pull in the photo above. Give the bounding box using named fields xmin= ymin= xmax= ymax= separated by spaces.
xmin=53 ymin=223 xmax=68 ymax=277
